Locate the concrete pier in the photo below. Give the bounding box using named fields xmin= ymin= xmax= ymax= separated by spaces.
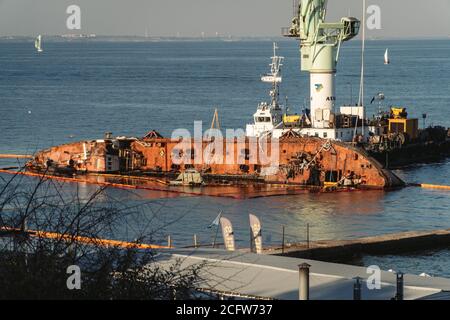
xmin=265 ymin=229 xmax=450 ymax=262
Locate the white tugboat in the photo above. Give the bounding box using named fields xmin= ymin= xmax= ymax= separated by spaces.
xmin=246 ymin=41 xmax=370 ymax=142
xmin=246 ymin=43 xmax=284 ymax=138
xmin=247 ymin=2 xmax=371 ymax=143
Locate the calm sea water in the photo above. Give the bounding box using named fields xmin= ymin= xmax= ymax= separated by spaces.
xmin=1 ymin=39 xmax=450 ymax=277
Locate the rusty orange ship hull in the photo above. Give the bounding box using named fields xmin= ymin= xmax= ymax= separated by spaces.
xmin=26 ymin=133 xmax=404 ymax=190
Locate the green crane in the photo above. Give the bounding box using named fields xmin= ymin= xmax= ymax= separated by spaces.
xmin=285 ymin=0 xmax=360 ymax=130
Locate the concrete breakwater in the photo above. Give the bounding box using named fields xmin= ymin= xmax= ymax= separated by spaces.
xmin=266 ymin=229 xmax=450 ymax=262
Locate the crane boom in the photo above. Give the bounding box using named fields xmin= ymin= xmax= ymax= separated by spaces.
xmin=299 ymin=0 xmax=327 ymax=44
xmin=285 ymin=0 xmax=360 ymax=130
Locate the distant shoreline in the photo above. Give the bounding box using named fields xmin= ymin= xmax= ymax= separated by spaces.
xmin=1 ymin=35 xmax=449 ymax=42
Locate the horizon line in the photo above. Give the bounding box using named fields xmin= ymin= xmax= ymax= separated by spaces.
xmin=1 ymin=34 xmax=449 ymax=41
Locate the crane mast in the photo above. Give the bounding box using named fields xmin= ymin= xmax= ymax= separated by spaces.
xmin=286 ymin=0 xmax=360 ymax=130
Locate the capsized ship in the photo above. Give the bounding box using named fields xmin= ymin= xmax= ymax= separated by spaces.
xmin=26 ymin=130 xmax=403 ymax=189
xmin=26 ymin=1 xmax=405 ymax=191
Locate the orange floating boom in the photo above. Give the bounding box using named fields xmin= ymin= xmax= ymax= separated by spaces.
xmin=1 ymin=227 xmax=169 ymax=250
xmin=1 ymin=168 xmax=306 ymax=199
xmin=0 ymin=154 xmax=33 ymax=159
xmin=421 ymin=184 xmax=450 ymax=191
xmin=0 ymin=169 xmax=200 ymax=196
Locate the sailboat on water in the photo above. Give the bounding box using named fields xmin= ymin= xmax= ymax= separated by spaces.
xmin=384 ymin=48 xmax=390 ymax=64
xmin=35 ymin=35 xmax=43 ymax=53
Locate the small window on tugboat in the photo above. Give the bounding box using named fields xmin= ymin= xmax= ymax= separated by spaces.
xmin=257 ymin=117 xmax=271 ymax=123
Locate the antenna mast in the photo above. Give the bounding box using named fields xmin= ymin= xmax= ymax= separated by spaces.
xmin=358 ymin=0 xmax=366 ymax=135
xmin=261 ymin=42 xmax=284 ymax=110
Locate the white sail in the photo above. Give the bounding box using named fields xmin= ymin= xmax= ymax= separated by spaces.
xmin=35 ymin=35 xmax=43 ymax=53
xmin=384 ymin=48 xmax=389 ymax=64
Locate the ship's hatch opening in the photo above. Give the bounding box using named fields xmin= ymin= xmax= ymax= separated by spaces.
xmin=390 ymin=122 xmax=405 ymax=133
xmin=241 ymin=149 xmax=250 ymax=161
xmin=240 ymin=165 xmax=249 ymax=173
xmin=187 ymin=149 xmax=195 ymax=160
xmin=325 ymin=170 xmax=340 ymax=183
